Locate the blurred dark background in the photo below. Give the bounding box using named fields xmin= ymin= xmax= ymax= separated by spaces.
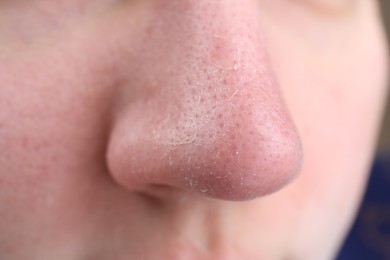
xmin=378 ymin=0 xmax=390 ymax=153
xmin=337 ymin=1 xmax=390 ymax=259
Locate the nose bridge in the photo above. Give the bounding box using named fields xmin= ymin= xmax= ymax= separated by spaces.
xmin=106 ymin=0 xmax=303 ymax=201
xmin=152 ymin=0 xmax=267 ymax=71
xmin=154 ymin=0 xmax=255 ymax=32
xmin=147 ymin=0 xmax=278 ymax=141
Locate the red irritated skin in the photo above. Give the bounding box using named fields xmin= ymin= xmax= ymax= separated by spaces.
xmin=0 ymin=0 xmax=388 ymax=260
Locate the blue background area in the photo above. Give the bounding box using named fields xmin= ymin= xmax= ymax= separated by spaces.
xmin=337 ymin=153 xmax=390 ymax=260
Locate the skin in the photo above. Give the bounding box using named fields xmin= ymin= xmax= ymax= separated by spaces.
xmin=0 ymin=0 xmax=388 ymax=259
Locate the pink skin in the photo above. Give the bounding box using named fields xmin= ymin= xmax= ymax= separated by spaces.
xmin=107 ymin=0 xmax=302 ymax=200
xmin=0 ymin=0 xmax=388 ymax=259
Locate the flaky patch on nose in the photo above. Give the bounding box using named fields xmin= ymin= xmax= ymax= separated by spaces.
xmin=106 ymin=0 xmax=303 ymax=200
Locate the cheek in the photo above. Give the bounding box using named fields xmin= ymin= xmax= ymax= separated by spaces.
xmin=0 ymin=47 xmax=108 ymax=221
xmin=257 ymin=2 xmax=389 ymax=256
xmin=262 ymin=0 xmax=388 ymax=174
xmin=0 ymin=51 xmax=124 ymax=256
xmin=296 ymin=0 xmax=355 ymax=13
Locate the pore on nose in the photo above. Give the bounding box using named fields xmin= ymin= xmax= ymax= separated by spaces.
xmin=106 ymin=0 xmax=303 ymax=201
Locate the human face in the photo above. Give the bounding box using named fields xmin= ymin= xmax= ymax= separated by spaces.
xmin=0 ymin=0 xmax=388 ymax=259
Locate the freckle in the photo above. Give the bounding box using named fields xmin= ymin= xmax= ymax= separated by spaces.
xmin=218 ymin=122 xmax=225 ymax=128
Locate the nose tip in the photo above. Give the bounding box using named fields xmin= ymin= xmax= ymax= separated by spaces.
xmin=105 ymin=0 xmax=303 ymax=201
xmin=196 ymin=109 xmax=302 ymax=200
xmin=159 ymin=99 xmax=303 ymax=200
xmin=107 ymin=71 xmax=303 ymax=201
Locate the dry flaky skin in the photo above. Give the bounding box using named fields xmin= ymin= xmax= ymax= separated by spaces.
xmin=0 ymin=0 xmax=388 ymax=260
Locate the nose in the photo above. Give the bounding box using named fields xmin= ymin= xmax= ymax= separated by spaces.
xmin=106 ymin=0 xmax=303 ymax=201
